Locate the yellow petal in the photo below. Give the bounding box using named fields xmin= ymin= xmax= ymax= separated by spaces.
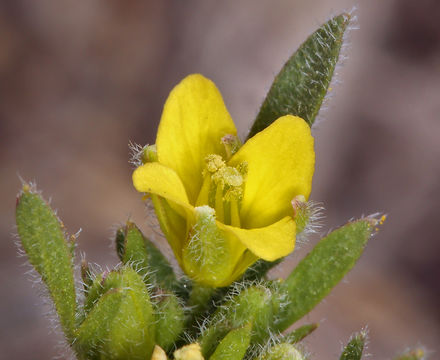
xmin=218 ymin=216 xmax=296 ymax=261
xmin=151 ymin=195 xmax=187 ymax=265
xmin=229 ymin=115 xmax=314 ymax=229
xmin=133 ymin=163 xmax=194 ymax=263
xmin=156 ymin=74 xmax=237 ymax=205
xmin=226 ymin=250 xmax=259 ymax=284
xmin=132 ymin=162 xmax=190 ymax=211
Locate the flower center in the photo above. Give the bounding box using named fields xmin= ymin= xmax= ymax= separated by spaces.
xmin=196 ymin=154 xmax=247 ymax=227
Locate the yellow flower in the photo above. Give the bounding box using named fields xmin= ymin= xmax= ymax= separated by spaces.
xmin=133 ymin=74 xmax=314 ymax=287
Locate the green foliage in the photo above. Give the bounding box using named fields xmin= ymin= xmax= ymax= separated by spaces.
xmin=15 ymin=185 xmax=77 ymax=341
xmin=339 ymin=331 xmax=367 ymax=360
xmin=275 ymin=219 xmax=374 ymax=331
xmin=248 ymin=13 xmax=351 ymax=138
xmin=14 ymin=12 xmax=421 ymax=360
xmin=209 ymin=323 xmax=252 ymax=360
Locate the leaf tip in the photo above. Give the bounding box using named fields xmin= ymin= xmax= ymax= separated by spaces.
xmin=363 ymin=213 xmax=387 ymax=233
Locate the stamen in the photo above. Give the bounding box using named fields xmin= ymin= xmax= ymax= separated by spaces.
xmin=205 ymin=154 xmax=225 ymax=173
xmin=230 ymin=198 xmax=241 ymax=227
xmin=201 ymin=154 xmax=248 ymax=225
xmin=215 ymin=185 xmax=224 ymax=223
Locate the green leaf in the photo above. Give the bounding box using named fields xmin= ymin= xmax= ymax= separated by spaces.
xmin=117 ymin=222 xmax=178 ymax=291
xmin=210 ymin=323 xmax=252 ymax=360
xmin=154 ymin=292 xmax=185 ymax=352
xmin=276 ymin=218 xmax=377 ymax=331
xmin=15 ymin=185 xmax=77 ymax=341
xmin=393 ymin=348 xmax=426 ymax=360
xmin=285 ymin=323 xmax=319 ymax=343
xmin=339 ymin=330 xmax=367 ymax=360
xmin=248 ymin=13 xmax=351 ymax=138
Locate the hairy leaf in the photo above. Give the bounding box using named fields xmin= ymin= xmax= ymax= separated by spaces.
xmin=248 ymin=13 xmax=351 ymax=137
xmin=16 ymin=186 xmax=77 ymax=341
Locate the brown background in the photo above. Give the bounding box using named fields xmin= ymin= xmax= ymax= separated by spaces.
xmin=1 ymin=1 xmax=439 ymax=359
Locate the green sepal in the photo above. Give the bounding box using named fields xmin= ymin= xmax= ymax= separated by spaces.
xmin=154 ymin=292 xmax=185 ymax=352
xmin=393 ymin=348 xmax=426 ymax=360
xmin=15 ymin=185 xmax=77 ymax=341
xmin=210 ymin=323 xmax=252 ymax=360
xmin=199 ymin=285 xmax=274 ymax=358
xmin=116 ymin=221 xmax=178 ymax=291
xmin=339 ymin=330 xmax=367 ymax=360
xmin=76 ymin=267 xmax=156 ymax=360
xmin=275 ymin=219 xmax=375 ymax=331
xmin=248 ymin=13 xmax=351 ymax=138
xmin=285 ymin=323 xmax=319 ymax=344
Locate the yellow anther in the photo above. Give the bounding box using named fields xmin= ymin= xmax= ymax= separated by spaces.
xmin=205 ymin=154 xmax=225 ymax=173
xmin=379 ymin=215 xmax=387 ymax=225
xmin=213 ymin=166 xmax=243 ymax=187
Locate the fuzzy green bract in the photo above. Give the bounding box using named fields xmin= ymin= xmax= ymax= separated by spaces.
xmin=117 ymin=222 xmax=179 ymax=291
xmin=275 ymin=219 xmax=373 ymax=331
xmin=248 ymin=13 xmax=350 ymax=138
xmin=15 ymin=186 xmax=77 ymax=341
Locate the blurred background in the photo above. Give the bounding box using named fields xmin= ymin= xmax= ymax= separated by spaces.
xmin=1 ymin=0 xmax=439 ymax=358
